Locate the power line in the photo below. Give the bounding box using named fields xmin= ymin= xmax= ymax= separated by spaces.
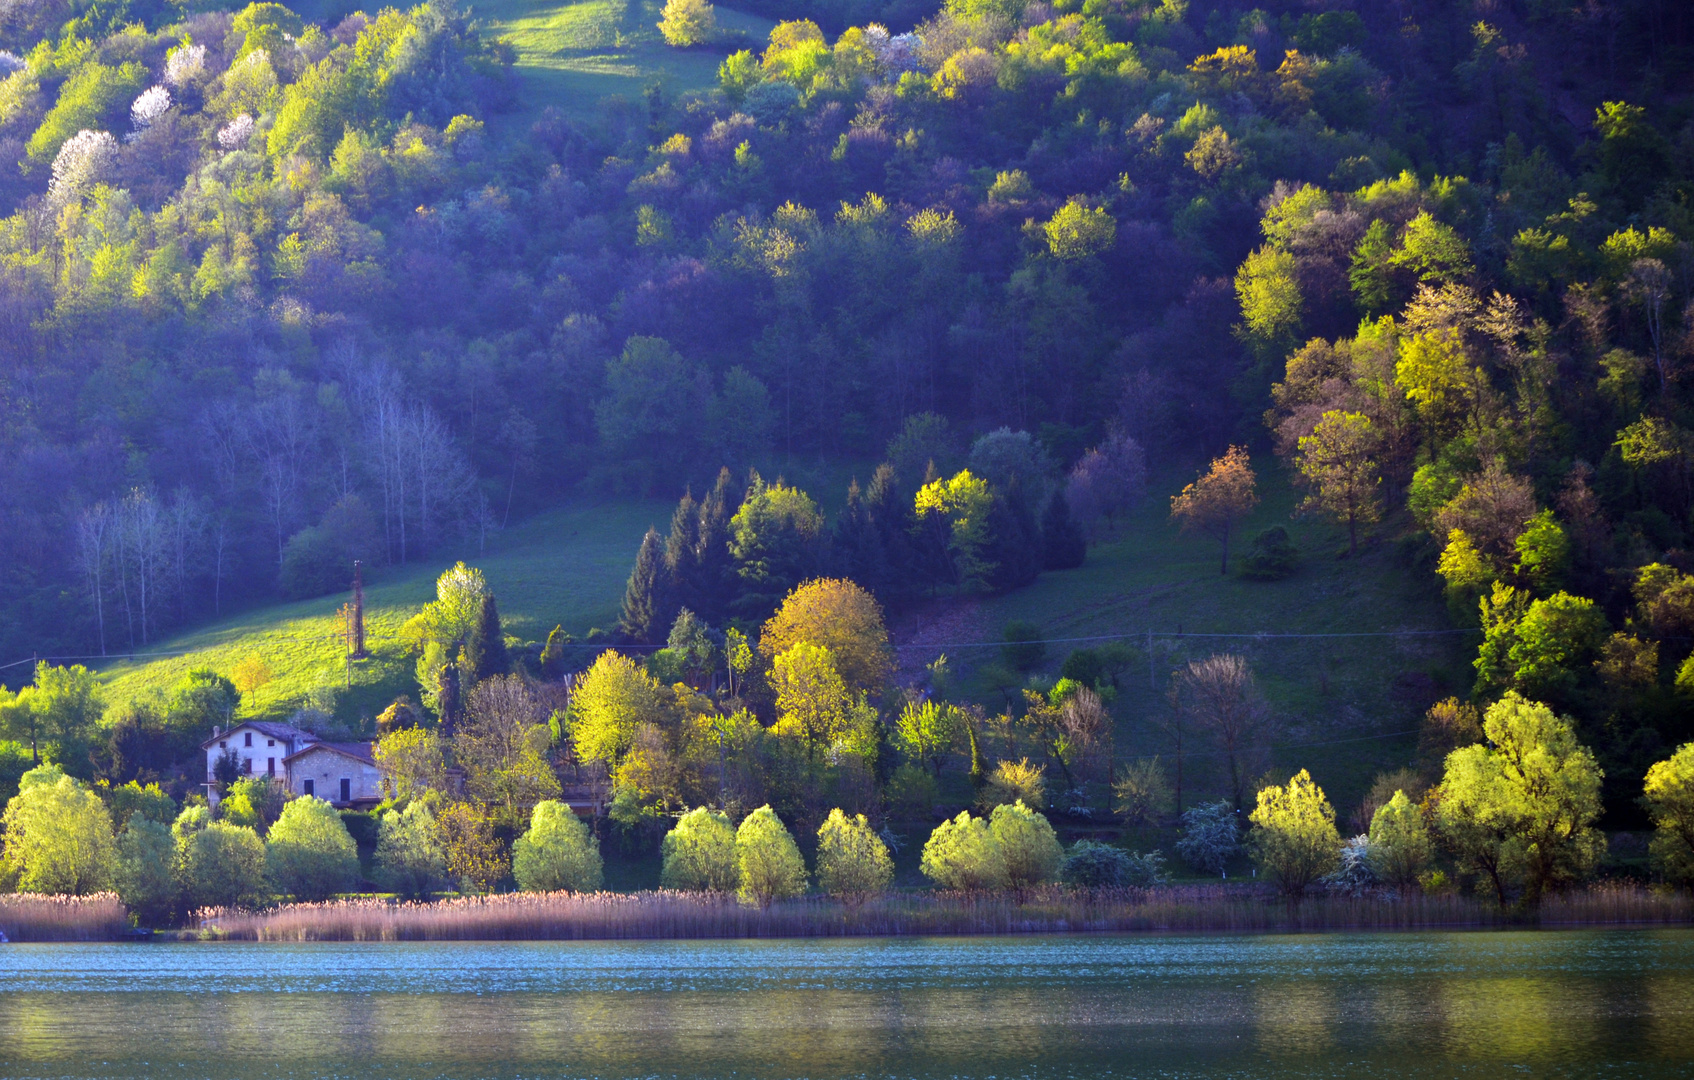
xmin=889 ymin=627 xmax=1481 ymax=650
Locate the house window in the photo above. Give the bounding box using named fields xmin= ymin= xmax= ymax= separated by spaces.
xmin=267 ymin=739 xmax=275 ymax=747
xmin=244 ymin=758 xmax=253 ymax=774
xmin=303 ymin=779 xmax=314 ymax=797
xmin=244 ymin=733 xmax=252 ymax=747
xmin=340 ymin=778 xmax=351 ymax=803
xmin=218 ymin=741 xmax=226 ymax=749
xmin=267 ymin=758 xmax=275 ymax=775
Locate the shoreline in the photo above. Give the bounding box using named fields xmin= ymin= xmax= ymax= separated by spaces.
xmin=7 ymin=885 xmax=1690 ymax=943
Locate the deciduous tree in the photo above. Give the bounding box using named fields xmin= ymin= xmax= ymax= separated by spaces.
xmin=735 ymin=805 xmax=807 ymax=906
xmin=512 ymin=800 xmax=604 ymax=892
xmin=1294 ymin=411 xmax=1381 ymax=555
xmin=815 ymin=808 xmax=892 ymax=904
xmin=1248 ymin=769 xmax=1342 ymax=905
xmin=1170 ymin=446 xmax=1259 ymax=574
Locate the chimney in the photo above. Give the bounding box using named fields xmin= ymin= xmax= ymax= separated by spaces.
xmin=213 ymin=724 xmax=221 ymax=737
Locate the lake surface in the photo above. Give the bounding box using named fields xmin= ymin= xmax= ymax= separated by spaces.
xmin=1 ymin=930 xmax=1692 ymax=1079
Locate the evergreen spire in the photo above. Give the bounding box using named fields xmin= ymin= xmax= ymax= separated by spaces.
xmin=618 ymin=527 xmax=668 ymax=645
xmin=1042 ymin=486 xmax=1088 ymax=570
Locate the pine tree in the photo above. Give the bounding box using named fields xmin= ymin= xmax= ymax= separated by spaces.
xmin=618 ymin=527 xmax=668 ymax=645
xmin=463 ymin=593 xmax=510 ymax=683
xmin=866 ymin=463 xmax=919 ymax=605
xmin=832 ymin=477 xmax=887 ymax=597
xmin=694 ymin=467 xmax=738 ymax=623
xmin=1042 ymin=487 xmax=1087 ymax=570
xmin=663 ymin=490 xmax=701 ymax=616
xmin=437 ymin=661 xmax=463 ymax=737
xmin=986 ymin=476 xmax=1043 ymax=591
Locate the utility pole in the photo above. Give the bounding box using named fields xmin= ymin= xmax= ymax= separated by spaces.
xmin=348 ymin=560 xmax=368 ymax=660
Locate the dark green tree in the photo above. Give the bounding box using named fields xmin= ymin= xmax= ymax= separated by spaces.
xmin=1042 ymin=488 xmax=1088 ymax=570
xmin=539 ymin=625 xmax=570 ymax=681
xmin=462 ymin=593 xmax=510 ymax=684
xmin=618 ymin=527 xmax=669 ymax=645
xmin=436 ymin=661 xmax=464 ymax=738
xmin=985 ymin=477 xmax=1043 ymax=591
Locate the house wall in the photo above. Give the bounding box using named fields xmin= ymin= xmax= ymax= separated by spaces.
xmin=287 ymin=748 xmax=382 ymax=806
xmin=204 ymin=726 xmax=295 ymax=802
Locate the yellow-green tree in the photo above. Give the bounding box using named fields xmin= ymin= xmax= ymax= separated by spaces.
xmin=374 ymin=726 xmax=447 ymax=801
xmin=736 ymin=805 xmax=807 ymax=906
xmin=512 ymin=800 xmax=604 ymax=892
xmin=1045 ymin=198 xmax=1116 ymax=260
xmin=770 ymin=642 xmax=854 ymax=756
xmin=989 ymin=800 xmax=1062 ymax=889
xmin=658 ymin=0 xmax=716 ymax=47
xmin=1294 ymin=410 xmax=1381 ymax=555
xmin=569 ymin=650 xmax=667 ymax=768
xmin=265 ymin=796 xmax=359 ymax=902
xmin=920 ymin=811 xmax=1006 ymax=891
xmin=915 ymin=469 xmax=996 ymax=589
xmin=1643 ymin=742 xmax=1694 ymax=886
xmin=1434 ymin=692 xmax=1604 ymax=907
xmin=1 ymin=767 xmax=116 ymax=895
xmin=661 ymin=807 xmax=739 ymax=890
xmin=1366 ymin=789 xmax=1432 ymax=889
xmin=1247 ymin=769 xmax=1341 ymax=905
xmin=815 ymin=808 xmax=893 ymax=904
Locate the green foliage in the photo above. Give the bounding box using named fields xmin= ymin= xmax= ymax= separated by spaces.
xmin=513 ymin=800 xmax=603 ymax=892
xmin=375 ymin=800 xmax=449 ymax=900
xmin=815 ymin=808 xmax=892 ymax=903
xmin=988 ymin=800 xmax=1062 ymax=888
xmin=1045 ymin=198 xmax=1116 ymax=260
xmin=105 ymin=781 xmax=176 ymax=831
xmin=114 ymin=818 xmax=178 ymax=925
xmin=921 ymin=811 xmax=1006 ymax=891
xmin=570 ymin=650 xmax=665 ymax=767
xmin=221 ymin=777 xmax=289 ymax=836
xmin=658 ymin=0 xmax=716 ymax=47
xmin=266 ymin=796 xmax=360 ymax=902
xmin=1644 ymin=743 xmax=1694 ymax=886
xmin=915 ymin=470 xmax=997 ymax=590
xmin=1001 ymin=621 xmax=1046 ymax=671
xmin=180 ymin=821 xmax=268 ymax=909
xmin=1234 ymin=246 xmax=1301 ymax=353
xmin=1366 ymin=790 xmax=1432 ymax=889
xmin=1 ymin=772 xmax=116 ymax=895
xmin=735 ymin=804 xmax=807 ymax=906
xmin=1112 ymin=757 xmax=1173 ymax=825
xmin=1434 ymin=693 xmax=1604 ymax=906
xmin=26 ymin=60 xmax=147 ymax=162
xmin=1239 ymin=526 xmax=1299 ymax=580
xmin=661 ymin=807 xmax=739 ymax=890
xmin=1061 ymin=840 xmax=1167 ymax=887
xmin=1474 ymin=585 xmax=1607 ymax=700
xmin=1248 ymin=769 xmax=1342 ymax=903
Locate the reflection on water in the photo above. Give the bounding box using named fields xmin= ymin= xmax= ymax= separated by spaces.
xmin=1 ymin=930 xmax=1691 ymax=1078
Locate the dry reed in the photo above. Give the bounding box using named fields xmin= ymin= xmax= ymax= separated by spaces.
xmin=0 ymin=893 xmax=130 ymax=941
xmin=197 ymin=884 xmax=1694 ymax=942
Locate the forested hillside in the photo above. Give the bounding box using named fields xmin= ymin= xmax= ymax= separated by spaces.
xmin=1 ymin=0 xmax=1693 ymax=814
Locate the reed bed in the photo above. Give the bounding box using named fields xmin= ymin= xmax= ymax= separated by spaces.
xmin=0 ymin=893 xmax=131 ymax=942
xmin=198 ymin=884 xmax=1694 ymax=942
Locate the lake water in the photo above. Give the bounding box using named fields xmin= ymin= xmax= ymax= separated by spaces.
xmin=1 ymin=930 xmax=1692 ymax=1079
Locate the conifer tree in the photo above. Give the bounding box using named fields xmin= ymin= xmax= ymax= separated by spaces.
xmin=694 ymin=467 xmax=739 ymax=622
xmin=986 ymin=477 xmax=1042 ymax=590
xmin=538 ymin=625 xmax=569 ymax=681
xmin=618 ymin=528 xmax=668 ymax=645
xmin=436 ymin=661 xmax=463 ymax=737
xmin=463 ymin=593 xmax=509 ymax=683
xmin=832 ymin=477 xmax=887 ymax=596
xmin=866 ymin=463 xmax=919 ymax=604
xmin=1042 ymin=488 xmax=1087 ymax=570
xmin=663 ymin=491 xmax=702 ymax=615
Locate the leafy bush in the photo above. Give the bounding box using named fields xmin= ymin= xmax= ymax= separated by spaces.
xmin=1112 ymin=758 xmax=1173 ymax=825
xmin=735 ymin=805 xmax=807 ymax=906
xmin=279 ymin=495 xmax=383 ymax=599
xmin=2 ymin=771 xmax=116 ymax=895
xmin=989 ymin=801 xmax=1062 ymax=888
xmin=1061 ymin=841 xmax=1168 ymax=888
xmin=977 ymin=758 xmax=1045 ymax=811
xmin=1001 ymin=620 xmax=1046 ymax=671
xmin=375 ymin=801 xmax=448 ymax=900
xmin=815 ymin=808 xmax=892 ymax=903
xmin=181 ymin=822 xmax=268 ymax=909
xmin=1176 ymin=800 xmax=1240 ymax=876
xmin=266 ymin=797 xmax=360 ymax=902
xmin=221 ymin=777 xmax=287 ymax=835
xmin=513 ymin=800 xmax=604 ymax=892
xmin=115 ymin=818 xmax=178 ymax=925
xmin=1240 ymin=526 xmax=1300 ymax=580
xmin=661 ymin=807 xmax=738 ymax=890
xmin=920 ymin=811 xmax=1006 ymax=891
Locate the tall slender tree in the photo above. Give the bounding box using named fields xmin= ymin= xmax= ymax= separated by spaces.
xmin=618 ymin=528 xmax=668 ymax=645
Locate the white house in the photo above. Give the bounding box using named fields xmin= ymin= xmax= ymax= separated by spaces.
xmin=202 ymin=721 xmax=317 ymax=805
xmin=202 ymin=721 xmax=379 ymax=809
xmin=283 ymin=741 xmax=383 ymax=808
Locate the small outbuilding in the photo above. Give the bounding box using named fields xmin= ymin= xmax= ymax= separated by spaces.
xmin=282 ymin=741 xmax=383 ymax=808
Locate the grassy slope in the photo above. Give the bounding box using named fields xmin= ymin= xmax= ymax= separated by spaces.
xmin=474 ymin=0 xmax=774 ymax=120
xmin=97 ymin=498 xmax=672 ymax=725
xmin=946 ymin=469 xmax=1472 ymax=820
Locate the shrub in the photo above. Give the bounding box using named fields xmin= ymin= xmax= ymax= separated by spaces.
xmin=1061 ymin=841 xmax=1169 ymax=888
xmin=1060 ymin=648 xmax=1108 ymax=687
xmin=978 ymin=758 xmax=1045 ymax=811
xmin=1325 ymin=835 xmax=1377 ymax=897
xmin=1112 ymin=757 xmax=1173 ymax=824
xmin=266 ymin=797 xmax=359 ymax=902
xmin=513 ymin=800 xmax=604 ymax=892
xmin=375 ymin=801 xmax=448 ymax=900
xmin=105 ymin=780 xmax=176 ymax=830
xmin=1176 ymin=800 xmax=1240 ymax=875
xmin=114 ymin=818 xmax=178 ymax=925
xmin=886 ymin=762 xmax=938 ymax=818
xmin=661 ymin=807 xmax=738 ymax=890
xmin=221 ymin=777 xmax=287 ymax=835
xmin=1240 ymin=526 xmax=1300 ymax=580
xmin=815 ymin=808 xmax=893 ymax=904
xmin=921 ymin=812 xmax=1006 ymax=890
xmin=658 ymin=0 xmax=716 ymax=47
xmin=736 ymin=806 xmax=807 ymax=906
xmin=989 ymin=801 xmax=1063 ymax=889
xmin=181 ymin=822 xmax=268 ymax=909
xmin=1 ymin=771 xmax=116 ymax=895
xmin=1001 ymin=621 xmax=1046 ymax=671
